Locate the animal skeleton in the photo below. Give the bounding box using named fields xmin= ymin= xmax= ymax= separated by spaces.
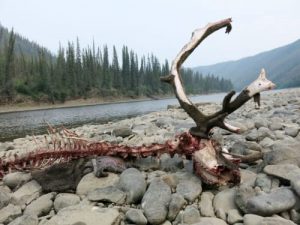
xmin=0 ymin=18 xmax=275 ymax=185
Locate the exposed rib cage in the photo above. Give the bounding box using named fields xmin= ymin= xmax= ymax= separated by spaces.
xmin=0 ymin=128 xmax=203 ymax=179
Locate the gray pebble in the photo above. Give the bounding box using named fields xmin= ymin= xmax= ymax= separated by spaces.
xmin=125 ymin=209 xmax=147 ymax=225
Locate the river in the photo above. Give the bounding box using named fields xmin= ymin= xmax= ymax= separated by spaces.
xmin=0 ymin=93 xmax=229 ymax=141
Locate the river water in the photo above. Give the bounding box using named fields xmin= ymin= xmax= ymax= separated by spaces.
xmin=0 ymin=93 xmax=228 ymax=141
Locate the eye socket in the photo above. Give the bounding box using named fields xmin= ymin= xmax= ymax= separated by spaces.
xmin=258 ymin=83 xmax=261 ymax=86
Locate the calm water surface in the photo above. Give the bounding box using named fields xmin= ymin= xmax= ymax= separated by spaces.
xmin=0 ymin=93 xmax=227 ymax=141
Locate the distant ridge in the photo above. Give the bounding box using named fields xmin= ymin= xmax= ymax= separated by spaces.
xmin=193 ymin=39 xmax=300 ymax=89
xmin=0 ymin=23 xmax=52 ymax=59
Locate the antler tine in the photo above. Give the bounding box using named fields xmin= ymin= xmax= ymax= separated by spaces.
xmin=206 ymin=68 xmax=275 ymax=134
xmin=161 ymin=18 xmax=233 ymax=138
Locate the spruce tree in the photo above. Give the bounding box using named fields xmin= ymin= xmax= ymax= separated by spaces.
xmin=55 ymin=45 xmax=67 ymax=101
xmin=75 ymin=38 xmax=82 ymax=95
xmin=3 ymin=29 xmax=15 ymax=101
xmin=66 ymin=42 xmax=76 ymax=96
xmin=121 ymin=46 xmax=130 ymax=91
xmin=112 ymin=46 xmax=121 ymax=90
xmin=161 ymin=60 xmax=170 ymax=94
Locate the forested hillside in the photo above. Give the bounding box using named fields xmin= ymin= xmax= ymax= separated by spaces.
xmin=0 ymin=24 xmax=52 ymax=59
xmin=0 ymin=27 xmax=233 ymax=104
xmin=194 ymin=39 xmax=300 ymax=90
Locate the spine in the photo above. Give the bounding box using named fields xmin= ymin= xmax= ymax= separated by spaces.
xmin=0 ymin=132 xmax=201 ymax=179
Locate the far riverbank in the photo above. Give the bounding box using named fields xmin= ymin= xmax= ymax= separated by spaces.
xmin=0 ymin=95 xmax=165 ymax=114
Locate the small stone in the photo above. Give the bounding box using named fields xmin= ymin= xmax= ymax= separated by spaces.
xmin=255 ymin=173 xmax=272 ymax=192
xmin=259 ymin=137 xmax=274 ymax=148
xmin=244 ymin=141 xmax=262 ymax=151
xmin=3 ymin=172 xmax=32 ymax=190
xmin=182 ymin=205 xmax=201 ymax=224
xmin=199 ymin=192 xmax=215 ymax=217
xmin=296 ymin=131 xmax=300 ymax=141
xmin=240 ymin=169 xmax=257 ymax=187
xmin=243 ymin=214 xmax=263 ymax=225
xmin=24 ymin=192 xmax=55 ymax=217
xmin=263 ymin=164 xmax=300 ymax=181
xmin=11 ymin=180 xmax=42 ymax=205
xmin=285 ymin=126 xmax=299 ymax=137
xmin=6 ymin=144 xmax=15 ymax=151
xmin=92 ymin=156 xmax=127 ymax=177
xmin=147 ymin=170 xmax=166 ymax=184
xmin=160 ymin=221 xmax=172 ymax=225
xmin=193 ymin=217 xmax=228 ymax=225
xmin=227 ymin=209 xmax=243 ymax=224
xmin=213 ymin=188 xmax=238 ymax=217
xmin=87 ymin=186 xmax=126 ymax=204
xmin=167 ymin=104 xmax=178 ymax=109
xmin=229 ymin=141 xmax=249 ymax=155
xmin=142 ymin=178 xmax=171 ymax=225
xmin=54 ymin=193 xmax=80 ymax=212
xmin=176 ymin=179 xmax=202 ymax=202
xmin=160 ymin=154 xmax=184 ymax=172
xmin=125 ymin=209 xmax=147 ymax=225
xmin=112 ymin=126 xmax=132 ymax=138
xmin=155 ymin=117 xmax=175 ymax=128
xmin=269 ymin=122 xmax=283 ymax=131
xmin=265 ymin=165 xmax=300 ymax=196
xmin=271 ymin=178 xmax=280 ymax=189
xmin=161 ymin=174 xmax=178 ymax=190
xmin=8 ymin=215 xmax=38 ymax=225
xmin=290 ymin=209 xmax=300 ymax=224
xmin=275 ymin=130 xmax=287 ymax=139
xmin=215 ymin=208 xmax=226 ymax=221
xmin=167 ymin=193 xmax=186 ymax=221
xmin=260 ymin=217 xmax=296 ymax=225
xmin=257 ymin=127 xmax=275 ymax=141
xmin=0 ymin=189 xmax=11 ymax=210
xmin=291 ymin=178 xmax=300 ymax=197
xmin=132 ymin=157 xmax=160 ymax=171
xmin=0 ymin=204 xmax=22 ymax=224
xmin=235 ymin=185 xmax=256 ymax=214
xmin=246 ymin=188 xmax=296 ymax=216
xmin=281 ymin=211 xmax=290 ymax=220
xmin=263 ymin=142 xmax=300 ymax=166
xmin=245 ymin=130 xmax=258 ymax=141
xmin=117 ymin=168 xmax=146 ymax=204
xmin=244 ymin=214 xmax=297 ymax=225
xmin=173 ymin=211 xmax=183 ymax=225
xmin=46 ymin=205 xmax=120 ymax=225
xmin=76 ymin=172 xmax=119 ymax=196
xmin=245 ymin=120 xmax=255 ymax=130
xmin=254 ymin=119 xmax=269 ymax=129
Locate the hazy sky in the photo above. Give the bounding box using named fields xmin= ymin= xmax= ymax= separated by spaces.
xmin=0 ymin=0 xmax=300 ymax=67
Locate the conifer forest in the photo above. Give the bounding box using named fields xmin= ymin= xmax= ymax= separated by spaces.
xmin=0 ymin=27 xmax=233 ymax=104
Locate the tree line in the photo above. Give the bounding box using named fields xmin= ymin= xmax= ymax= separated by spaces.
xmin=0 ymin=28 xmax=233 ymax=104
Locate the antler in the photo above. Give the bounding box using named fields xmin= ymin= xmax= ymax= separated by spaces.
xmin=161 ymin=18 xmax=275 ymax=138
